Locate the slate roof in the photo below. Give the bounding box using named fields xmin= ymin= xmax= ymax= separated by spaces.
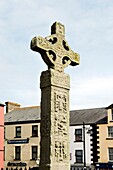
xmin=70 ymin=107 xmax=107 ymax=125
xmin=5 ymin=106 xmax=40 ymax=124
xmin=5 ymin=106 xmax=107 ymax=125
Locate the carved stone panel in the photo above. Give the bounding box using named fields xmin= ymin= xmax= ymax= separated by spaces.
xmin=54 ymin=114 xmax=67 ymax=136
xmin=54 ymin=92 xmax=68 ymax=113
xmin=55 ymin=141 xmax=67 ymax=162
xmin=40 ymin=69 xmax=70 ymax=89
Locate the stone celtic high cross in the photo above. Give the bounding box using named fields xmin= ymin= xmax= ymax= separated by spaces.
xmin=31 ymin=22 xmax=79 ymax=72
xmin=30 ymin=22 xmax=80 ymax=170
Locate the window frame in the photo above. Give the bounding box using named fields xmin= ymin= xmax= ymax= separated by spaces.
xmin=75 ymin=129 xmax=82 ymax=142
xmin=15 ymin=126 xmax=21 ymax=138
xmin=15 ymin=146 xmax=21 ymax=160
xmin=108 ymin=126 xmax=113 ymax=138
xmin=4 ymin=146 xmax=5 ymax=161
xmin=75 ymin=150 xmax=83 ymax=163
xmin=109 ymin=148 xmax=113 ymax=161
xmin=4 ymin=127 xmax=6 ymax=139
xmin=112 ymin=109 xmax=113 ymax=120
xmin=32 ymin=146 xmax=38 ymax=160
xmin=32 ymin=125 xmax=38 ymax=137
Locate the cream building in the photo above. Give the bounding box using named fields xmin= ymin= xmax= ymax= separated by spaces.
xmin=4 ymin=102 xmax=40 ymax=169
xmin=97 ymin=104 xmax=113 ymax=169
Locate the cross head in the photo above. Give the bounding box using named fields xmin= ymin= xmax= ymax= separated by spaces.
xmin=30 ymin=22 xmax=80 ymax=72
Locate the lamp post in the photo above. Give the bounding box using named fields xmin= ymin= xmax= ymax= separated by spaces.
xmin=83 ymin=122 xmax=86 ymax=169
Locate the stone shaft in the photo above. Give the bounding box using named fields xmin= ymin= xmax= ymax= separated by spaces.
xmin=39 ymin=69 xmax=70 ymax=170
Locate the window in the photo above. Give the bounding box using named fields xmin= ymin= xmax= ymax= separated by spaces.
xmin=4 ymin=147 xmax=5 ymax=161
xmin=15 ymin=146 xmax=21 ymax=160
xmin=32 ymin=146 xmax=38 ymax=160
xmin=70 ymin=153 xmax=72 ymax=160
xmin=32 ymin=125 xmax=38 ymax=137
xmin=75 ymin=129 xmax=82 ymax=141
xmin=15 ymin=126 xmax=21 ymax=138
xmin=4 ymin=127 xmax=6 ymax=139
xmin=75 ymin=150 xmax=83 ymax=163
xmin=108 ymin=127 xmax=113 ymax=138
xmin=112 ymin=110 xmax=113 ymax=120
xmin=109 ymin=148 xmax=113 ymax=161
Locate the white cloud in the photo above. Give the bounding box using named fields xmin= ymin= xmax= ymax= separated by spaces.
xmin=0 ymin=0 xmax=113 ymax=110
xmin=70 ymin=76 xmax=113 ymax=109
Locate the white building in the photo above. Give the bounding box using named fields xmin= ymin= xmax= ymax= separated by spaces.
xmin=70 ymin=125 xmax=92 ymax=168
xmin=69 ymin=108 xmax=107 ymax=170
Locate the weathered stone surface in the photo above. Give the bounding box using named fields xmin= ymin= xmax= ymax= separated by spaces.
xmin=40 ymin=69 xmax=70 ymax=170
xmin=30 ymin=22 xmax=80 ymax=170
xmin=31 ymin=22 xmax=80 ymax=73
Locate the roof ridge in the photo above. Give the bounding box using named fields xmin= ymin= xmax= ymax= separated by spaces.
xmin=70 ymin=107 xmax=105 ymax=112
xmin=14 ymin=106 xmax=40 ymax=110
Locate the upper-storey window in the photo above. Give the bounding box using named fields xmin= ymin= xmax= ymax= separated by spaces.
xmin=75 ymin=129 xmax=82 ymax=142
xmin=108 ymin=126 xmax=113 ymax=138
xmin=15 ymin=126 xmax=21 ymax=138
xmin=32 ymin=125 xmax=38 ymax=137
xmin=112 ymin=109 xmax=113 ymax=120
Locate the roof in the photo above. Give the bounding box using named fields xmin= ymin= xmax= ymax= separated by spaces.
xmin=5 ymin=106 xmax=40 ymax=124
xmin=0 ymin=103 xmax=5 ymax=107
xmin=106 ymin=104 xmax=113 ymax=109
xmin=70 ymin=107 xmax=107 ymax=125
xmin=5 ymin=106 xmax=107 ymax=125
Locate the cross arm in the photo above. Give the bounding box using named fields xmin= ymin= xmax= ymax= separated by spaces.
xmin=30 ymin=36 xmax=50 ymax=53
xmin=30 ymin=36 xmax=56 ymax=68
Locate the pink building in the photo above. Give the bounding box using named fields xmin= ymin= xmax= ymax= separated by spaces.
xmin=0 ymin=103 xmax=4 ymax=169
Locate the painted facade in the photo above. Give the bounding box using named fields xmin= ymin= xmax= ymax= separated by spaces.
xmin=69 ymin=108 xmax=107 ymax=170
xmin=5 ymin=122 xmax=40 ymax=168
xmin=70 ymin=125 xmax=93 ymax=169
xmin=4 ymin=102 xmax=41 ymax=169
xmin=97 ymin=104 xmax=113 ymax=169
xmin=5 ymin=102 xmax=113 ymax=170
xmin=0 ymin=103 xmax=5 ymax=169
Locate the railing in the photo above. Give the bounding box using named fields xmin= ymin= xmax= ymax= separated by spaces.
xmin=2 ymin=168 xmax=39 ymax=170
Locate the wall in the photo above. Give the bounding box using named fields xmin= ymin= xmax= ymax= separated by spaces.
xmin=70 ymin=125 xmax=92 ymax=167
xmin=0 ymin=104 xmax=4 ymax=169
xmin=5 ymin=122 xmax=40 ymax=168
xmin=97 ymin=108 xmax=113 ymax=163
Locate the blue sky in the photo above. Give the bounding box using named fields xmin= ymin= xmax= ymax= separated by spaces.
xmin=0 ymin=0 xmax=113 ymax=110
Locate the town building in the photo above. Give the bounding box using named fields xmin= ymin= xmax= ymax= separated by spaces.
xmin=70 ymin=107 xmax=107 ymax=170
xmin=4 ymin=102 xmax=40 ymax=169
xmin=0 ymin=103 xmax=5 ymax=169
xmin=4 ymin=101 xmax=113 ymax=170
xmin=96 ymin=104 xmax=113 ymax=169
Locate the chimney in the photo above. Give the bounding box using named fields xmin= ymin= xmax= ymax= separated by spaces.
xmin=5 ymin=101 xmax=21 ymax=113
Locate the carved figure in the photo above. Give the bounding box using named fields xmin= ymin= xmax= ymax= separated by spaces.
xmin=54 ymin=114 xmax=67 ymax=136
xmin=55 ymin=141 xmax=67 ymax=162
xmin=54 ymin=92 xmax=67 ymax=113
